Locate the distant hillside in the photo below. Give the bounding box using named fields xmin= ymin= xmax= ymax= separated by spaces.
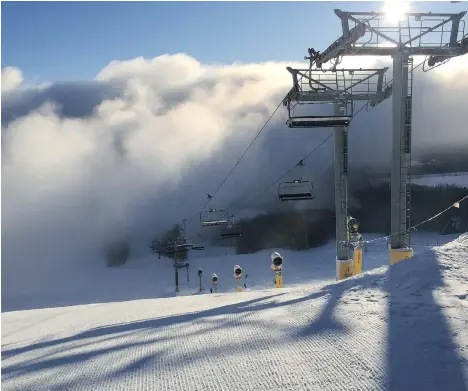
xmin=208 ymin=184 xmax=468 ymax=254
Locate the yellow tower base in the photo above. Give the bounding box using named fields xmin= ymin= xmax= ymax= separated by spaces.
xmin=389 ymin=247 xmax=414 ymax=265
xmin=275 ymin=274 xmax=283 ymax=288
xmin=336 ymin=259 xmax=354 ymax=281
xmin=353 ymin=249 xmax=363 ymax=275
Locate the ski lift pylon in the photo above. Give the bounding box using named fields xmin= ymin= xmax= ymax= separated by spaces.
xmin=278 ymin=180 xmax=314 ymax=201
xmin=200 ymin=209 xmax=229 ymax=227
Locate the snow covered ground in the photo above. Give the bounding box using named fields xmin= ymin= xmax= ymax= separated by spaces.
xmin=2 ymin=233 xmax=468 ymax=390
xmin=411 ymin=172 xmax=468 ymax=188
xmin=379 ymin=172 xmax=468 ymax=188
xmin=1 ymin=233 xmax=455 ymax=313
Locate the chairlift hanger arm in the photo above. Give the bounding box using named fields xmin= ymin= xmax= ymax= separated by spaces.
xmin=312 ymin=20 xmax=367 ymax=67
xmin=283 ymin=85 xmax=299 ymax=106
xmin=369 ymin=84 xmax=393 ymax=108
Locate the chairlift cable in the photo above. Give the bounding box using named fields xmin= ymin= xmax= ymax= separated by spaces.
xmin=234 ymin=133 xmax=334 ymax=213
xmin=204 ymin=100 xmax=283 ymax=200
xmin=343 ymin=194 xmax=468 ymax=246
xmin=189 ymin=73 xmax=310 ymax=223
xmin=188 ymin=98 xmax=285 ymax=223
xmin=384 ymin=58 xmax=425 ymax=88
xmin=229 ymin=56 xmax=421 ymax=214
xmin=185 ymin=58 xmax=427 ymax=225
xmin=234 ymin=96 xmax=377 ymax=212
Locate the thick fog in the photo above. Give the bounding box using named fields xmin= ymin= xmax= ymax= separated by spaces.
xmin=2 ymin=53 xmax=468 ymax=280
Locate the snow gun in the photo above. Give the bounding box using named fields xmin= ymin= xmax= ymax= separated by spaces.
xmin=198 ymin=268 xmax=204 ymax=292
xmin=347 ymin=216 xmax=363 ymax=275
xmin=233 ymin=265 xmax=243 ymax=292
xmin=211 ymin=273 xmax=218 ymax=293
xmin=271 ymin=252 xmax=283 ymax=288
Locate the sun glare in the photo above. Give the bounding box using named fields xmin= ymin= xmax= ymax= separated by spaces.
xmin=383 ymin=0 xmax=410 ymax=23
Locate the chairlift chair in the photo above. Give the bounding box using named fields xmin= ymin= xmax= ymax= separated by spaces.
xmin=176 ymin=243 xmax=193 ymax=251
xmin=278 ymin=180 xmax=314 ymax=201
xmin=190 ymin=236 xmax=205 ymax=250
xmin=220 ymin=224 xmax=242 ymax=239
xmin=200 ymin=209 xmax=229 ymax=227
xmin=220 ymin=214 xmax=242 ymax=239
xmin=287 ymin=115 xmax=352 ymax=128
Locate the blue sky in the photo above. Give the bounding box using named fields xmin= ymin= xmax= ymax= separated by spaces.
xmin=2 ymin=1 xmax=466 ymax=83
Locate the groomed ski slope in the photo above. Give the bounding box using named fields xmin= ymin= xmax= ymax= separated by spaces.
xmin=2 ymin=233 xmax=468 ymax=391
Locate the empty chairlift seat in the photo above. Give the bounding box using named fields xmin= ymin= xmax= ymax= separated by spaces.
xmin=175 ymin=243 xmax=193 ymax=251
xmin=200 ymin=209 xmax=229 ymax=227
xmin=287 ymin=115 xmax=352 ymax=128
xmin=278 ymin=180 xmax=314 ymax=201
xmin=190 ymin=237 xmax=205 ymax=250
xmin=220 ymin=225 xmax=242 ymax=239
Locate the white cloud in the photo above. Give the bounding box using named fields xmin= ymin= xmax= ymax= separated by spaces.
xmin=1 ymin=66 xmax=24 ymax=93
xmin=2 ymin=53 xmax=468 ymax=286
xmin=1 ymin=56 xmax=298 ymax=276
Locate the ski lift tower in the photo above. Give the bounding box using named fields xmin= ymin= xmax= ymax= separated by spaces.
xmin=283 ymin=65 xmax=392 ymax=280
xmin=308 ymin=8 xmax=468 ymax=264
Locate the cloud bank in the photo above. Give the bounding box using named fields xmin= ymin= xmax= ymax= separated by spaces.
xmin=2 ymin=53 xmax=468 ymax=288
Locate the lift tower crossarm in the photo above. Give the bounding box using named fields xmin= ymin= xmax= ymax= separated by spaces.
xmin=335 ymin=9 xmax=400 ymax=47
xmin=316 ymin=47 xmax=464 ymax=57
xmin=326 ymin=9 xmax=468 ymax=60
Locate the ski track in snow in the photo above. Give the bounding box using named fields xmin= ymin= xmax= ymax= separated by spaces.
xmin=2 ymin=233 xmax=468 ymax=391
